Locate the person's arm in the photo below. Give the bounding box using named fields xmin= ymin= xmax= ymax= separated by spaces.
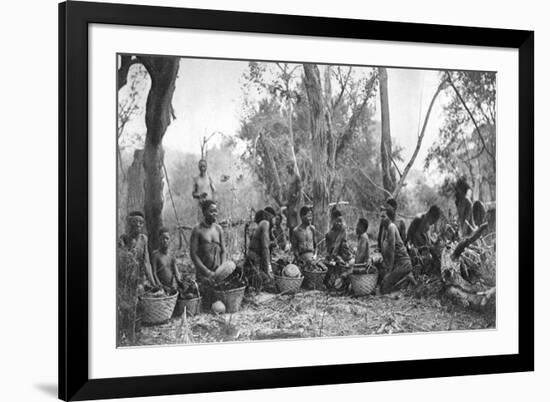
xmin=259 ymin=221 xmax=272 ymax=273
xmin=171 ymin=256 xmax=181 ymax=285
xmin=190 ymin=228 xmax=214 ymax=279
xmin=142 ymin=236 xmax=158 ymax=286
xmin=217 ymin=224 xmax=226 ymax=264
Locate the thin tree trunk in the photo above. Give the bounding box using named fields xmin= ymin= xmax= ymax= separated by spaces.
xmin=379 ymin=67 xmax=396 ymax=193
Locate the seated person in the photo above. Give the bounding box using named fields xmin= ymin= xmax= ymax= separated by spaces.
xmin=119 ymin=210 xmax=159 ymax=290
xmin=324 ymin=209 xmax=353 ymax=290
xmin=291 ymin=206 xmax=316 ymax=264
xmin=325 ymin=209 xmax=352 ymax=263
xmin=379 ymin=207 xmax=415 ymax=294
xmin=355 ymin=218 xmax=370 ymax=265
xmin=151 ymin=227 xmax=180 ymax=292
xmin=272 ymin=213 xmax=288 ymax=251
xmin=377 ymin=198 xmax=406 ymax=251
xmin=246 ymin=209 xmax=275 ymax=290
xmin=406 ymin=205 xmax=442 ymax=248
xmin=190 ymin=200 xmax=225 ymax=304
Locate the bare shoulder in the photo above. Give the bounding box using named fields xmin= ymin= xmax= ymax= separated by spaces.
xmin=190 ymin=224 xmax=202 ymax=238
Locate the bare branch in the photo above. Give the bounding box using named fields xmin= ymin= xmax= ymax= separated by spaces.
xmin=350 ymin=157 xmax=393 ymax=198
xmin=392 ymin=80 xmax=446 ymax=197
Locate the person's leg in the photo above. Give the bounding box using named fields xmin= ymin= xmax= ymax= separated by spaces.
xmin=381 ymin=265 xmax=412 ymax=294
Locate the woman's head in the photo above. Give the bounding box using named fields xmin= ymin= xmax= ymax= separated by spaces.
xmin=356 ymin=218 xmax=369 ymax=235
xmin=201 ymin=200 xmax=218 ymax=224
xmin=127 ymin=211 xmax=145 ymax=236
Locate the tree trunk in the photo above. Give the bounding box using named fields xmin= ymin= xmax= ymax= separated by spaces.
xmin=126 ymin=149 xmax=145 ymax=214
xmin=140 ymin=56 xmax=180 ymax=250
xmin=379 ymin=67 xmax=396 ymax=194
xmin=259 ymin=134 xmax=283 ymax=205
xmin=303 ymin=64 xmax=330 ymax=234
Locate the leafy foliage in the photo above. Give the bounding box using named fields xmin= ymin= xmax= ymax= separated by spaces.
xmin=426 ymin=71 xmax=496 ymax=202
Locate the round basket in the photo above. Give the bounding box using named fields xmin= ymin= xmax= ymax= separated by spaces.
xmin=350 ymin=266 xmax=378 ymax=296
xmin=302 ymin=270 xmax=327 ymax=290
xmin=173 ymin=296 xmax=202 ymax=317
xmin=274 ymin=274 xmax=303 ymax=294
xmin=213 ymin=286 xmax=246 ymax=313
xmin=139 ymin=291 xmax=178 ymax=324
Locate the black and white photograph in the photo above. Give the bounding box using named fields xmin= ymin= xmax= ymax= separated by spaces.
xmin=116 ymin=55 xmax=497 ymax=347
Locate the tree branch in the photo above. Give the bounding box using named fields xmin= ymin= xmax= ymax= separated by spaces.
xmin=392 ymin=80 xmax=445 ymax=197
xmin=350 ymin=157 xmax=393 ymax=198
xmin=446 ymin=71 xmax=496 ymax=163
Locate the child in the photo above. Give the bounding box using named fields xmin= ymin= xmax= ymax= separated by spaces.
xmin=151 ymin=227 xmax=180 ymax=292
xmin=355 ymin=218 xmax=370 ymax=264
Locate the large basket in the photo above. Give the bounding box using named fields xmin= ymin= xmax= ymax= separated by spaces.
xmin=139 ymin=291 xmax=178 ymax=324
xmin=350 ymin=266 xmax=378 ymax=296
xmin=173 ymin=296 xmax=202 ymax=317
xmin=302 ymin=270 xmax=327 ymax=290
xmin=213 ymin=286 xmax=246 ymax=313
xmin=274 ymin=274 xmax=303 ymax=294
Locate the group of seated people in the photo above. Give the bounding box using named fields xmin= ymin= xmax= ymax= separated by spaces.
xmin=120 ymin=197 xmax=443 ymax=300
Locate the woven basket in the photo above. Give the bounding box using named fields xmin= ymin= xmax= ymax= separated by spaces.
xmin=274 ymin=274 xmax=303 ymax=294
xmin=350 ymin=266 xmax=378 ymax=296
xmin=213 ymin=286 xmax=246 ymax=313
xmin=302 ymin=270 xmax=327 ymax=290
xmin=139 ymin=291 xmax=178 ymax=324
xmin=173 ymin=296 xmax=202 ymax=317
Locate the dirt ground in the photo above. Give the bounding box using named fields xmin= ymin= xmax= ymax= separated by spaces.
xmin=135 ymin=282 xmax=494 ymax=346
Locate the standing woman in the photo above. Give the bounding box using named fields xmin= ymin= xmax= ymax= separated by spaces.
xmin=379 ymin=206 xmax=414 ymax=294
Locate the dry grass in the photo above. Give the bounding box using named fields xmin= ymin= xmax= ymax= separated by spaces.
xmin=136 ymin=284 xmax=493 ymax=346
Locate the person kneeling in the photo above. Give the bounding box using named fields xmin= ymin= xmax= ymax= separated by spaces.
xmin=379 ymin=207 xmax=416 ymax=294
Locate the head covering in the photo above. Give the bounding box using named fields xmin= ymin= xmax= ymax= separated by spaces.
xmin=128 ymin=211 xmax=144 ymax=218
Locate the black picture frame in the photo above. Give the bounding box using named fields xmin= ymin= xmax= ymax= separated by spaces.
xmin=59 ymin=1 xmax=534 ymax=400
